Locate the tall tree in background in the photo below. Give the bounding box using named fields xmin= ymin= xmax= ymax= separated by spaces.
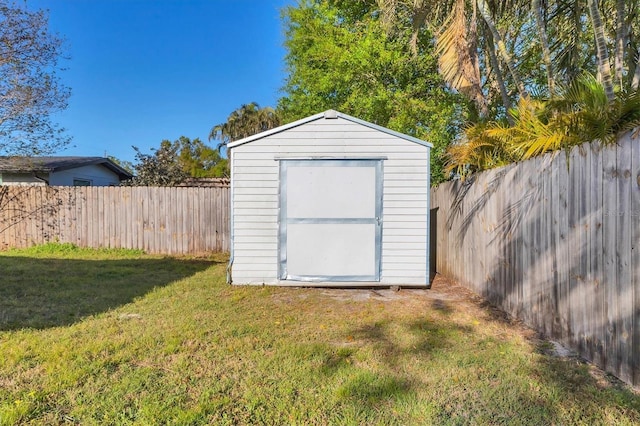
xmin=129 ymin=141 xmax=188 ymax=186
xmin=443 ymin=0 xmax=640 ymax=176
xmin=587 ymin=0 xmax=614 ymax=100
xmin=371 ymin=0 xmax=640 ymax=176
xmin=209 ymin=102 xmax=281 ymax=152
xmin=378 ymin=0 xmax=523 ymax=119
xmin=425 ymin=0 xmax=488 ymax=118
xmin=532 ymin=0 xmax=556 ymax=96
xmin=129 ymin=137 xmax=227 ymax=185
xmin=176 ymin=136 xmax=228 ymax=178
xmin=379 ymin=0 xmax=640 ymax=112
xmin=107 ymin=155 xmax=134 ymax=174
xmin=0 ymin=0 xmax=70 ymax=155
xmin=279 ymin=0 xmax=462 ymax=183
xmin=279 ymin=0 xmax=640 ymax=178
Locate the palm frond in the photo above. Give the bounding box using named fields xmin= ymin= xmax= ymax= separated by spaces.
xmin=445 ymin=121 xmax=518 ymax=176
xmin=549 ymin=73 xmax=640 ymax=144
xmin=434 ymin=0 xmax=487 ymax=115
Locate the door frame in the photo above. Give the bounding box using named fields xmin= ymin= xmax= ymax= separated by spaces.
xmin=277 ymin=158 xmax=383 ymax=282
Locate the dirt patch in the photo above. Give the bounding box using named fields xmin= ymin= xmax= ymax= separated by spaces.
xmin=271 ymin=275 xmax=476 ymax=303
xmin=549 ymin=340 xmax=574 ymax=357
xmin=319 ymin=288 xmax=426 ymax=302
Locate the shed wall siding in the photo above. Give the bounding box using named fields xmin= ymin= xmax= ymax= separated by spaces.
xmin=231 ymin=117 xmax=429 ymax=285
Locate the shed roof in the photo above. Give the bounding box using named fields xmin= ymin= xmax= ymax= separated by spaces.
xmin=227 ymin=110 xmax=434 ymax=149
xmin=0 ymin=156 xmax=134 ymax=180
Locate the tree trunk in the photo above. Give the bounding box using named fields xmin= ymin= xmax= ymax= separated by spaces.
xmin=614 ymin=0 xmax=626 ymax=87
xmin=476 ymin=0 xmax=527 ymax=98
xmin=567 ymin=1 xmax=584 ymax=82
xmin=486 ymin=30 xmax=512 ymax=119
xmin=409 ymin=3 xmax=429 ymax=56
xmin=632 ymin=47 xmax=640 ymax=90
xmin=532 ymin=0 xmax=555 ymax=96
xmin=623 ymin=1 xmax=638 ymax=88
xmin=587 ymin=0 xmax=615 ymax=101
xmin=467 ymin=0 xmax=489 ymax=118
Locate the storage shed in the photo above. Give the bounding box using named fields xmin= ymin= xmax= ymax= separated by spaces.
xmin=228 ymin=110 xmax=432 ymax=287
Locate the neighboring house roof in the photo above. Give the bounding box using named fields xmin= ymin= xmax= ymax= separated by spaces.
xmin=0 ymin=156 xmax=134 ymax=180
xmin=227 ymin=109 xmax=434 ymax=149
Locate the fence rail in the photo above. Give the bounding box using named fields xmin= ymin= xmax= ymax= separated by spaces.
xmin=0 ymin=186 xmax=230 ymax=253
xmin=431 ymin=130 xmax=640 ymax=386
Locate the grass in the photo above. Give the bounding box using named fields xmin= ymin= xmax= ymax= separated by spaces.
xmin=0 ymin=243 xmax=638 ymax=424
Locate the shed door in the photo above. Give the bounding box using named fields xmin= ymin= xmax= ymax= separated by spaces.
xmin=279 ymin=159 xmax=382 ymax=282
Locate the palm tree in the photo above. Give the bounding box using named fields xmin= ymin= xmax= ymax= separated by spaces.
xmin=209 ymin=103 xmax=281 ymax=152
xmin=633 ymin=52 xmax=640 ymax=90
xmin=374 ymin=0 xmax=640 ymax=176
xmin=445 ymin=72 xmax=640 ymax=175
xmin=381 ymin=0 xmax=640 ymax=108
xmin=614 ymin=0 xmax=626 ymax=86
xmin=475 ymin=0 xmax=527 ymax=98
xmin=432 ymin=0 xmax=489 ymax=117
xmin=587 ymin=0 xmax=614 ymax=101
xmin=379 ymin=0 xmax=530 ymax=118
xmin=532 ymin=0 xmax=556 ymax=96
xmin=547 ymin=0 xmax=640 ymax=94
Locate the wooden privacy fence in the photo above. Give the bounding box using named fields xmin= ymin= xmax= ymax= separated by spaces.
xmin=431 ymin=130 xmax=640 ymax=386
xmin=0 ymin=186 xmax=230 ymax=253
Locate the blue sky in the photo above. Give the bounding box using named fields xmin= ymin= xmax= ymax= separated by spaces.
xmin=29 ymin=0 xmax=291 ymax=162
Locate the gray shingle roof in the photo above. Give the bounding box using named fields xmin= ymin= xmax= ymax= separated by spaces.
xmin=0 ymin=156 xmax=133 ymax=179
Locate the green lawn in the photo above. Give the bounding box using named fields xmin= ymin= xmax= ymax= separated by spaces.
xmin=0 ymin=243 xmax=638 ymax=425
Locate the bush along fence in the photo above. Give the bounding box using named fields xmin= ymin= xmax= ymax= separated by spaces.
xmin=0 ymin=186 xmax=230 ymax=254
xmin=431 ymin=129 xmax=640 ymax=387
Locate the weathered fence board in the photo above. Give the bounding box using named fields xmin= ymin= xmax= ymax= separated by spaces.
xmin=617 ymin=136 xmax=634 ymax=384
xmin=632 ymin=137 xmax=640 ymax=386
xmin=431 ymin=129 xmax=640 ymax=387
xmin=0 ymin=186 xmax=230 ymax=253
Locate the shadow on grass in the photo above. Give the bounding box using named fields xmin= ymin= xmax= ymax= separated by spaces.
xmin=353 ymin=318 xmax=474 ymax=364
xmin=335 ymin=370 xmax=411 ymax=405
xmin=332 ymin=292 xmax=640 ymax=423
xmin=430 ymin=298 xmax=454 ymax=315
xmin=320 ymin=318 xmax=475 ymax=408
xmin=0 ymin=255 xmax=217 ymax=330
xmin=532 ymin=340 xmax=640 ymax=421
xmin=470 ymin=294 xmax=640 ymax=423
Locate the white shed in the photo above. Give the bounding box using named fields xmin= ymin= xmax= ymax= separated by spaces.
xmin=228 ymin=110 xmax=432 ymax=287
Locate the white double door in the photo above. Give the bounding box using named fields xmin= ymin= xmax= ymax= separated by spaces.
xmin=278 ymin=159 xmax=382 ymax=282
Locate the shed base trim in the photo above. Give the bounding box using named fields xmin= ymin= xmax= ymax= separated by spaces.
xmin=232 ymin=281 xmax=429 ymax=288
